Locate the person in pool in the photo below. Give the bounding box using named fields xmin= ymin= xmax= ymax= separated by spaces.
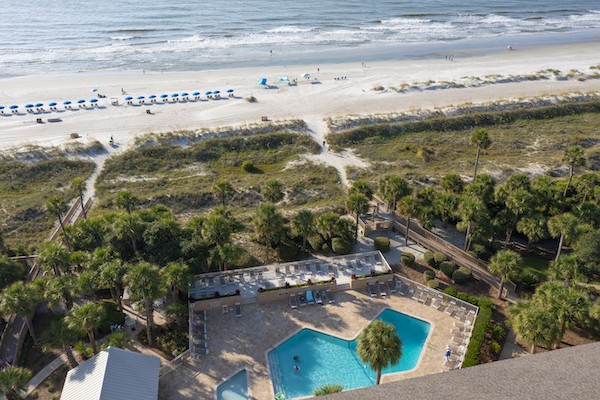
xmin=293 ymin=355 xmax=299 ymax=361
xmin=294 ymin=365 xmax=300 ymax=374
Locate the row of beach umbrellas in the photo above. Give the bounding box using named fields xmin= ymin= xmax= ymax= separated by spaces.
xmin=123 ymin=89 xmax=234 ymax=103
xmin=0 ymin=99 xmax=100 ymax=113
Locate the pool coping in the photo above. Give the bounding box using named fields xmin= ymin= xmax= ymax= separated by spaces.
xmin=263 ymin=305 xmax=435 ymax=400
xmin=215 ymin=367 xmax=253 ymax=400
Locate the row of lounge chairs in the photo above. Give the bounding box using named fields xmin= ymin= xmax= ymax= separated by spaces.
xmin=191 ymin=311 xmax=208 ymax=358
xmin=290 ymin=289 xmax=335 ymax=309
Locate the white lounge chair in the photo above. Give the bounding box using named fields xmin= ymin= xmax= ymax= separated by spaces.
xmin=326 ymin=289 xmax=335 ymax=304
xmin=368 ymin=282 xmax=378 ymax=297
xmin=387 ymin=279 xmax=396 ymax=293
xmin=314 ymin=290 xmax=323 ymax=305
xmin=378 ymin=281 xmax=387 ymax=297
xmin=290 ymin=294 xmax=298 ymax=309
xmin=235 ymin=303 xmax=242 ymax=317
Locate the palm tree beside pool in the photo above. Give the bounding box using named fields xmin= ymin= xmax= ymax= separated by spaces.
xmin=357 ymin=320 xmax=402 ymax=385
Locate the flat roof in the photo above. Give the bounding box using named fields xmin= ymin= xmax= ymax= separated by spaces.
xmin=319 ymin=341 xmax=600 ymax=400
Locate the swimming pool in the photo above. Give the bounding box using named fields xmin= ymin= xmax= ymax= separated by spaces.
xmin=216 ymin=369 xmax=249 ymax=400
xmin=268 ymin=309 xmax=431 ymax=399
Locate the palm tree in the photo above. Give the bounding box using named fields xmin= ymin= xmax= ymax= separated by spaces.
xmin=349 ymin=180 xmax=374 ymax=200
xmin=160 ymin=262 xmax=191 ymax=301
xmin=291 ymin=210 xmax=315 ymax=252
xmin=378 ymin=175 xmax=411 ymax=211
xmin=215 ymin=243 xmax=240 ymax=272
xmin=591 ymin=300 xmax=600 ymax=320
xmin=562 ymin=146 xmax=586 ymax=197
xmin=547 ymin=213 xmax=579 ymax=262
xmin=46 ymin=196 xmax=72 ymax=251
xmin=575 ymin=173 xmax=598 ymax=203
xmin=0 ymin=366 xmax=32 ymax=400
xmin=125 ymin=262 xmax=163 ymax=346
xmin=202 ymin=207 xmax=236 ymax=247
xmin=38 ymin=242 xmax=71 ymax=277
xmin=457 ymin=196 xmax=486 ymax=251
xmin=537 ymin=282 xmax=589 ymax=341
xmin=41 ymin=318 xmax=80 ymax=368
xmin=40 ymin=276 xmax=78 ymax=310
xmin=115 ymin=213 xmax=142 ymax=254
xmin=433 ymin=193 xmax=459 ymax=228
xmin=516 ymin=214 xmax=548 ymax=251
xmin=70 ymin=177 xmax=87 ymax=220
xmin=397 ymin=195 xmax=419 ymax=246
xmin=213 ymin=179 xmax=235 ymax=207
xmin=252 ymin=204 xmax=285 ymax=263
xmin=470 ymin=128 xmax=492 ymax=180
xmin=509 ymin=301 xmax=561 ymax=354
xmin=115 ymin=190 xmax=138 ymax=214
xmin=356 ymin=320 xmax=402 ymax=385
xmin=99 ymin=260 xmax=128 ymax=310
xmin=346 ymin=193 xmax=369 ymax=243
xmin=263 ymin=180 xmax=284 ymax=203
xmin=106 ymin=331 xmax=132 ymax=349
xmin=313 ymin=384 xmax=344 ymax=396
xmin=0 ymin=282 xmax=41 ymax=346
xmin=548 ymin=254 xmax=582 ymax=286
xmin=488 ymin=250 xmax=522 ymax=299
xmin=440 ymin=173 xmax=465 ymax=194
xmin=66 ymin=302 xmax=105 ymax=354
xmin=166 ymin=302 xmax=188 ymax=329
xmin=504 ymin=189 xmax=534 ymax=245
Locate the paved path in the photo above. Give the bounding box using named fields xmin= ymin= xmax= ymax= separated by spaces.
xmin=499 ymin=329 xmax=528 ymax=360
xmin=24 ymin=353 xmax=68 ymax=396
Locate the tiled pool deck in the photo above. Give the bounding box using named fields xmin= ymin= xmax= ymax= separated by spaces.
xmin=159 ymin=286 xmax=470 ymax=399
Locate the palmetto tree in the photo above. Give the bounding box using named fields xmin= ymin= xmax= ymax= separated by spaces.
xmin=562 ymin=146 xmax=586 ymax=197
xmin=125 ymin=262 xmax=163 ymax=346
xmin=212 ymin=179 xmax=235 ymax=207
xmin=357 ymin=320 xmax=402 ymax=385
xmin=70 ymin=177 xmax=87 ymax=220
xmin=535 ymin=282 xmax=590 ymax=340
xmin=0 ymin=282 xmax=41 ymax=346
xmin=313 ymin=384 xmax=344 ymax=396
xmin=346 ymin=193 xmax=369 ymax=243
xmin=202 ymin=207 xmax=236 ymax=247
xmin=291 ymin=209 xmax=315 ymax=252
xmin=263 ymin=180 xmax=284 ymax=203
xmin=433 ymin=193 xmax=459 ymax=228
xmin=115 ymin=213 xmax=143 ymax=254
xmin=99 ymin=260 xmax=128 ymax=310
xmin=41 ymin=318 xmax=80 ymax=368
xmin=252 ymin=204 xmax=285 ymax=263
xmin=160 ymin=262 xmax=191 ymax=301
xmin=509 ymin=301 xmax=561 ymax=354
xmin=575 ymin=173 xmax=598 ymax=203
xmin=66 ymin=302 xmax=105 ymax=354
xmin=38 ymin=242 xmax=71 ymax=277
xmin=489 ymin=250 xmax=522 ymax=299
xmin=397 ymin=195 xmax=419 ymax=246
xmin=349 ymin=179 xmax=374 ymax=200
xmin=40 ymin=276 xmax=78 ymax=310
xmin=378 ymin=175 xmax=411 ymax=211
xmin=504 ymin=189 xmax=534 ymax=245
xmin=115 ymin=190 xmax=138 ymax=214
xmin=46 ymin=196 xmax=72 ymax=251
xmin=457 ymin=196 xmax=486 ymax=251
xmin=470 ymin=128 xmax=492 ymax=180
xmin=516 ymin=213 xmax=548 ymax=251
xmin=548 ymin=254 xmax=582 ymax=286
xmin=547 ymin=213 xmax=579 ymax=262
xmin=0 ymin=366 xmax=32 ymax=400
xmin=214 ymin=243 xmax=240 ymax=272
xmin=591 ymin=300 xmax=600 ymax=320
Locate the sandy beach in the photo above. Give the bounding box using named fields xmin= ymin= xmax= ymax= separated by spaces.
xmin=1 ymin=41 xmax=600 ymax=151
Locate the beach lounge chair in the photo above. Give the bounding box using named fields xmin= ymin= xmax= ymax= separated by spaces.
xmin=315 ymin=264 xmax=322 ymax=273
xmin=222 ymin=305 xmax=229 ymax=315
xmin=314 ymin=290 xmax=323 ymax=305
xmin=326 ymin=289 xmax=335 ymax=304
xmin=298 ymin=293 xmax=307 ymax=306
xmin=290 ymin=294 xmax=298 ymax=309
xmin=368 ymin=282 xmax=378 ymax=297
xmin=306 ymin=290 xmax=315 ymax=305
xmin=378 ymin=281 xmax=387 ymax=297
xmin=320 ymin=290 xmax=329 ymax=304
xmin=328 ymin=265 xmax=335 ymax=275
xmin=387 ymin=278 xmax=396 ymax=293
xmin=235 ymin=303 xmax=242 ymax=317
xmin=294 ymin=265 xmax=300 ymax=274
xmin=285 ymin=265 xmax=291 ymax=274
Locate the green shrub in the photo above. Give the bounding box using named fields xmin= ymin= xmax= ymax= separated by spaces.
xmin=98 ymin=300 xmax=126 ymax=335
xmin=314 ymin=384 xmax=344 ymax=396
xmin=374 ymin=237 xmax=390 ymax=252
xmin=427 ymin=279 xmax=440 ymax=290
xmin=156 ymin=330 xmax=188 ymax=356
xmin=308 ymin=235 xmax=324 ymax=252
xmin=241 ymin=160 xmax=258 ymax=173
xmin=443 ymin=287 xmax=458 ymax=297
xmin=47 ymin=385 xmax=56 ymax=393
xmin=401 ymin=252 xmax=416 ymax=267
xmin=423 ymin=270 xmax=436 ymax=281
xmin=462 ymin=298 xmax=494 ymax=367
xmin=452 ymin=266 xmax=473 ymax=284
xmin=433 ymin=251 xmax=449 ymax=264
xmin=440 ymin=261 xmax=457 ymax=277
xmin=332 ymin=238 xmax=352 ymax=255
xmin=515 ymin=270 xmax=544 ymax=291
xmin=423 ymin=251 xmax=436 ymax=267
xmin=489 ymin=341 xmax=502 ymax=355
xmin=491 ymin=325 xmax=506 ymax=341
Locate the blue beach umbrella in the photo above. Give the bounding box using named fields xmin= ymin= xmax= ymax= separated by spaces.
xmin=160 ymin=94 xmax=168 ymax=98
xmin=0 ymin=106 xmax=4 ymax=110
xmin=205 ymin=91 xmax=212 ymax=95
xmin=63 ymin=101 xmax=72 ymax=105
xmin=192 ymin=91 xmax=200 ymax=96
xmin=125 ymin=96 xmax=133 ymax=101
xmin=171 ymin=93 xmax=179 ymax=97
xmin=181 ymin=92 xmax=189 ymax=96
xmin=92 ymin=88 xmax=98 ymax=92
xmin=213 ymin=90 xmax=220 ymax=94
xmin=226 ymin=89 xmax=234 ymax=93
xmin=25 ymin=104 xmax=34 ymax=108
xmin=48 ymin=102 xmax=57 ymax=107
xmin=9 ymin=105 xmax=18 ymax=109
xmin=77 ymin=99 xmax=85 ymax=104
xmin=148 ymin=95 xmax=156 ymax=99
xmin=137 ymin=96 xmax=145 ymax=100
xmin=35 ymin=103 xmax=43 ymax=107
xmin=90 ymin=99 xmax=98 ymax=103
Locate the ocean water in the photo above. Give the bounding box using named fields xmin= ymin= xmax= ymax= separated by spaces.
xmin=1 ymin=0 xmax=599 ymax=78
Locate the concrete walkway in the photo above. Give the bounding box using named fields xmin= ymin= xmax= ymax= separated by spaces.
xmin=24 ymin=353 xmax=68 ymax=396
xmin=499 ymin=329 xmax=528 ymax=360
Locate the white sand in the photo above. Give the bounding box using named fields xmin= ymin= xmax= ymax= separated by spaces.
xmin=1 ymin=41 xmax=600 ymax=152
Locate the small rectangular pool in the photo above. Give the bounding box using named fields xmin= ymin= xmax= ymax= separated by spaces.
xmin=216 ymin=369 xmax=248 ymax=400
xmin=268 ymin=309 xmax=431 ymax=399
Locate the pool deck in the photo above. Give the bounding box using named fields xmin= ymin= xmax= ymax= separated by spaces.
xmin=159 ymin=289 xmax=458 ymax=400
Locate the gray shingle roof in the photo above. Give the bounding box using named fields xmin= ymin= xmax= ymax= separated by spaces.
xmin=61 ymin=347 xmax=160 ymax=400
xmin=320 ymin=341 xmax=600 ymax=400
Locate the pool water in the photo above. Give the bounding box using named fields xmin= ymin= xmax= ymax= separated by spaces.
xmin=268 ymin=309 xmax=431 ymax=399
xmin=216 ymin=370 xmax=248 ymax=400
